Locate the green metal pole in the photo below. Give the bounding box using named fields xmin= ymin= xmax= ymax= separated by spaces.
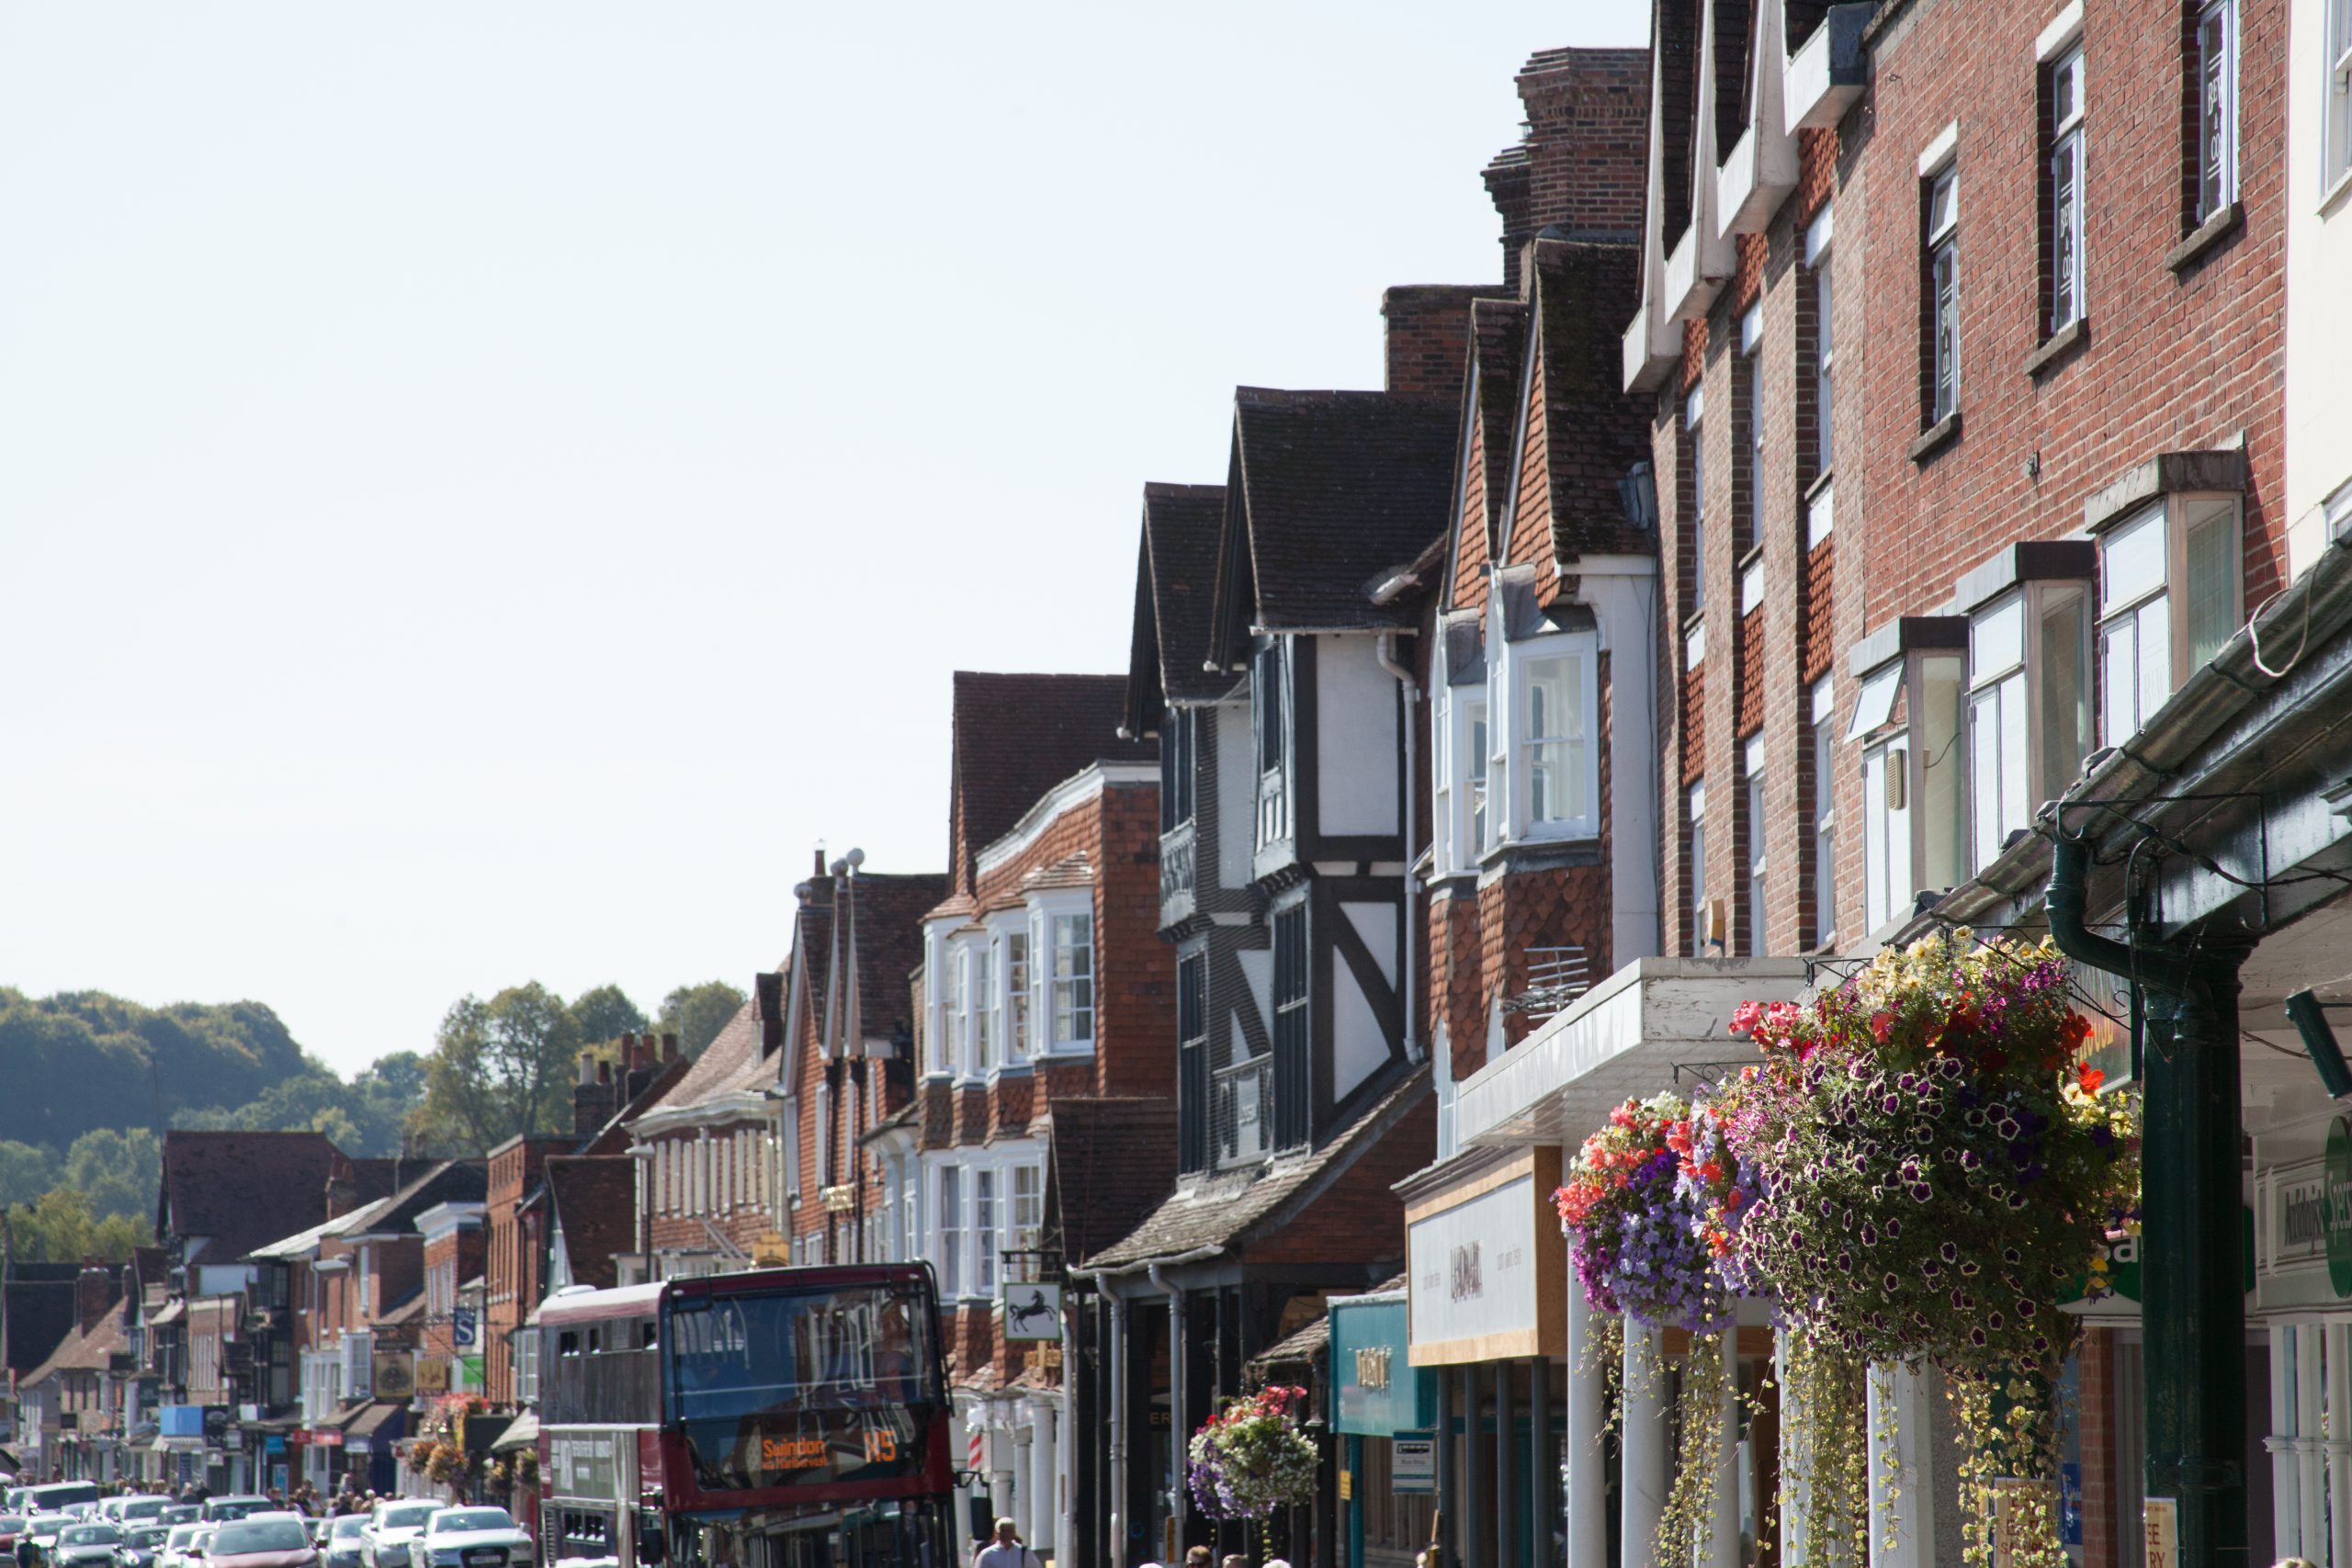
xmin=1346 ymin=1435 xmax=1363 ymax=1568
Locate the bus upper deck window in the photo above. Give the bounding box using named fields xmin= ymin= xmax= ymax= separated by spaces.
xmin=559 ymin=1331 xmax=581 ymax=1358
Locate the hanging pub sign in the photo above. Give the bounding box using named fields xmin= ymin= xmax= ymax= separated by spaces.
xmin=1001 ymin=1281 xmax=1063 ymax=1343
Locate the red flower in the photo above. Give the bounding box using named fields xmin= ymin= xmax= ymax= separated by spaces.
xmin=2076 ymin=1063 xmax=2105 ymax=1095
xmin=1731 ymin=1000 xmax=1761 ymax=1037
xmin=1870 ymin=1011 xmax=1894 ymax=1044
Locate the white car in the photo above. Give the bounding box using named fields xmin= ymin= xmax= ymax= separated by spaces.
xmin=418 ymin=1508 xmax=533 ymax=1568
xmin=358 ymin=1504 xmax=440 ymax=1568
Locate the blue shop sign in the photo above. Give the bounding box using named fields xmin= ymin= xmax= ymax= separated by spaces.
xmin=1329 ymin=1297 xmax=1435 ymax=1438
xmin=160 ymin=1406 xmax=207 ymax=1438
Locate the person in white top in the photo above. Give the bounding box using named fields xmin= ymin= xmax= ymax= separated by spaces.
xmin=972 ymin=1519 xmax=1041 ymax=1568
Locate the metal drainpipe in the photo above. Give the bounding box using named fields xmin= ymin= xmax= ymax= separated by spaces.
xmin=1108 ymin=1290 xmax=1129 ymax=1568
xmin=1376 ymin=632 xmax=1421 ymax=1062
xmin=2047 ymin=832 xmax=2248 ymax=1568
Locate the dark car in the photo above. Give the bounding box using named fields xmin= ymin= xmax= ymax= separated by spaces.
xmin=116 ymin=1526 xmax=174 ymax=1568
xmin=203 ymin=1517 xmax=317 ymax=1568
xmin=51 ymin=1524 xmax=127 ymax=1568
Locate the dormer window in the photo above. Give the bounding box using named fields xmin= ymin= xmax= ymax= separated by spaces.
xmin=1433 ymin=618 xmax=1492 ymax=875
xmin=1521 ymin=649 xmax=1595 ymax=834
xmin=1159 ymin=708 xmax=1196 ymax=832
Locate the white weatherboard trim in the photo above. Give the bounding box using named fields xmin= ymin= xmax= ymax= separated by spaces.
xmin=1804 ymin=205 xmax=1834 ymax=265
xmin=1917 ymin=121 xmax=1960 ymax=178
xmin=975 ymin=762 xmax=1158 ymax=875
xmin=2036 ymin=0 xmax=2085 ymax=62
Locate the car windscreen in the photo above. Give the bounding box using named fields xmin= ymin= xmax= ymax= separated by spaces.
xmin=0 ymin=1519 xmax=24 ymax=1533
xmin=328 ymin=1519 xmax=367 ymax=1540
xmin=168 ymin=1529 xmax=201 ymax=1548
xmin=379 ymin=1507 xmax=437 ymax=1531
xmin=427 ymin=1513 xmax=511 ymax=1537
xmin=212 ymin=1520 xmax=309 ymax=1556
xmin=63 ymin=1527 xmax=124 ymax=1546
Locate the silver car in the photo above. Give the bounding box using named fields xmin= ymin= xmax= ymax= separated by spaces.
xmin=358 ymin=1505 xmax=439 ymax=1568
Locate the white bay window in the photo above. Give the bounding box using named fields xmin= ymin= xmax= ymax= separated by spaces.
xmin=2098 ymin=494 xmax=2241 ymax=744
xmin=1852 ymin=633 xmax=1966 ymax=936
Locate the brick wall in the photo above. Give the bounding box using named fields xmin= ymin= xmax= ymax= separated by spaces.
xmin=1383 ymin=286 xmax=1505 ymax=401
xmin=1487 ymin=48 xmax=1652 ymax=289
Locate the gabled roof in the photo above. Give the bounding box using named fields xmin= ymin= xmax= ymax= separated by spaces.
xmin=1210 ymin=389 xmax=1462 ymax=662
xmin=943 ymin=672 xmax=1152 ymax=900
xmin=250 ymin=1157 xmax=485 ymax=1259
xmin=158 ymin=1131 xmax=345 ymax=1264
xmin=1082 ymin=1066 xmax=1431 ymax=1271
xmin=636 ymin=998 xmax=771 ymax=1122
xmin=825 ymin=871 xmax=949 ymax=1056
xmin=1510 ymin=238 xmax=1653 ymax=568
xmin=20 ymin=1292 xmax=126 ymax=1387
xmin=1125 ymin=482 xmax=1231 ymax=733
xmin=545 ymin=1156 xmax=636 ymax=1292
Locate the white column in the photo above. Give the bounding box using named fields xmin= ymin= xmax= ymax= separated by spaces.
xmin=1777 ymin=1332 xmax=1811 ymax=1568
xmin=1867 ymin=1362 xmax=1936 ymax=1568
xmin=2271 ymin=1322 xmax=2303 ymax=1560
xmin=1706 ymin=1344 xmax=1741 ymax=1568
xmin=1622 ymin=1325 xmax=1668 ymax=1568
xmin=1011 ymin=1417 xmax=1035 ymax=1547
xmin=1563 ymin=1288 xmax=1610 ymax=1568
xmin=2329 ymin=1324 xmax=2352 ymax=1568
xmin=1030 ymin=1402 xmax=1059 ymax=1557
xmin=2301 ymin=1323 xmax=2328 ymax=1562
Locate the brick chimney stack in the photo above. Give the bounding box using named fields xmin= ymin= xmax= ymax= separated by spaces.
xmin=572 ymin=1053 xmax=619 ymax=1136
xmin=1485 ymin=48 xmax=1651 ymax=292
xmin=75 ymin=1259 xmax=114 ymax=1335
xmin=323 ymin=1153 xmax=359 ymax=1221
xmin=1382 ymin=285 xmax=1512 ymax=402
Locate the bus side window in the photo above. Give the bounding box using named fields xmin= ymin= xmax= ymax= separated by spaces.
xmin=641 ymin=1320 xmax=659 ymax=1350
xmin=589 ymin=1327 xmax=602 ymax=1353
xmin=560 ymin=1331 xmax=581 ymax=1358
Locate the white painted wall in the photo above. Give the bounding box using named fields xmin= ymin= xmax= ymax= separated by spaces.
xmin=1316 ymin=633 xmax=1400 ymax=837
xmin=1216 ymin=701 xmax=1255 ymax=888
xmin=2285 ymin=0 xmax=2352 ymax=580
xmin=1579 ymin=557 xmax=1663 ymax=964
xmin=1332 ymin=898 xmax=1397 ymax=1101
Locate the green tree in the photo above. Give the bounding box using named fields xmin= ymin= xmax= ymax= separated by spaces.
xmin=0 ymin=1140 xmax=55 ymax=1208
xmin=62 ymin=1128 xmax=161 ymax=1222
xmin=8 ymin=1185 xmax=149 ymax=1262
xmin=414 ymin=983 xmax=582 ymax=1154
xmin=569 ymin=984 xmax=649 ymax=1044
xmin=660 ymin=981 xmax=748 ymax=1058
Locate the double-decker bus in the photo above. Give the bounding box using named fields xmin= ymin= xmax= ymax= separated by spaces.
xmin=537 ymin=1263 xmax=952 ymax=1568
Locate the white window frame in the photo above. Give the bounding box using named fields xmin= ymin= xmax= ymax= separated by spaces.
xmin=1431 ymin=636 xmax=1490 ymax=875
xmin=975 ymin=1168 xmax=998 ymax=1298
xmin=1745 ymin=736 xmax=1768 ymax=958
xmin=2049 ymin=45 xmax=2086 ymax=333
xmin=937 ymin=1165 xmax=964 ymax=1299
xmin=1033 ymin=893 xmax=1096 ymax=1051
xmin=1514 ymin=635 xmax=1601 ymax=841
xmin=972 ymin=942 xmax=996 ymax=1074
xmin=1254 ymin=639 xmax=1291 ymax=847
xmin=1010 ymin=1164 xmax=1043 ymax=1255
xmin=1740 ymin=306 xmax=1764 ymax=553
xmin=1852 ymin=648 xmax=1968 ymax=936
xmin=1686 ymin=385 xmax=1707 ymax=605
xmin=1689 ymin=781 xmax=1710 ymax=956
xmin=2326 ymin=0 xmax=2352 ymax=195
xmin=1926 ymin=163 xmax=1960 ymax=423
xmin=2097 ymin=494 xmax=2244 ymax=746
xmin=1810 ymin=677 xmax=1837 ymax=949
xmin=2197 ymin=0 xmax=2239 ymax=221
xmin=1806 ymin=206 xmax=1835 ymax=479
xmin=1967 ymin=578 xmax=2093 ymax=874
xmin=1005 ymin=926 xmax=1031 ymax=1062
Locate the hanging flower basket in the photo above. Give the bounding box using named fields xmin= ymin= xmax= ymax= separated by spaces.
xmin=1551 ymin=1090 xmax=1732 ymax=1334
xmin=1713 ymin=932 xmax=2140 ymax=1568
xmin=1183 ymin=1384 xmax=1320 ymax=1521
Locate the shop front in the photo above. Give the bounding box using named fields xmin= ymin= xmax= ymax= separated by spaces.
xmin=1329 ymin=1287 xmax=1436 ymax=1568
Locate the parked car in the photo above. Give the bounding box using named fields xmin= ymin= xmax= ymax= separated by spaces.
xmin=202 ymin=1517 xmax=316 ymax=1568
xmin=99 ymin=1503 xmax=169 ymax=1530
xmin=0 ymin=1516 xmax=28 ymax=1553
xmin=357 ymin=1505 xmax=438 ymax=1568
xmin=317 ymin=1517 xmax=366 ymax=1568
xmin=51 ymin=1523 xmax=128 ymax=1568
xmin=26 ymin=1513 xmax=80 ymax=1561
xmin=417 ymin=1509 xmax=531 ymax=1568
xmin=18 ymin=1487 xmax=101 ymax=1517
xmin=196 ymin=1504 xmax=272 ymax=1528
xmin=115 ymin=1524 xmax=174 ymax=1568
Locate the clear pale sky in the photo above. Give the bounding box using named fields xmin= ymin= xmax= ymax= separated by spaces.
xmin=0 ymin=1 xmax=1648 ymax=1079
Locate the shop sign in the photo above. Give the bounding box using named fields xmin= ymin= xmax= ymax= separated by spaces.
xmin=548 ymin=1428 xmax=632 ymax=1502
xmin=202 ymin=1406 xmax=230 ymax=1450
xmin=413 ymin=1359 xmax=451 ymax=1395
xmin=1328 ymin=1298 xmax=1435 ymax=1437
xmin=1989 ymin=1478 xmax=2056 ymax=1568
xmin=1391 ymin=1433 xmax=1435 ymax=1495
xmin=1405 ymin=1146 xmax=1564 ymax=1366
xmin=2143 ymin=1498 xmax=2177 ymax=1568
xmin=1001 ymin=1281 xmax=1063 ymax=1343
xmin=2328 ymin=1119 xmax=2352 ymax=1297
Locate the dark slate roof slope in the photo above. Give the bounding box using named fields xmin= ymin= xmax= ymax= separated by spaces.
xmin=545 ymin=1156 xmax=636 ymax=1291
xmin=832 ymin=871 xmax=950 ymax=1052
xmin=1218 ymin=389 xmax=1462 ymax=650
xmin=158 ymin=1131 xmax=343 ymax=1264
xmin=1127 ymin=483 xmax=1233 ymax=732
xmin=945 ymin=672 xmax=1155 ymax=897
xmin=1529 ymin=238 xmax=1654 ymax=561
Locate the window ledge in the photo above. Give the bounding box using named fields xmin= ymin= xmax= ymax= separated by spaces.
xmin=1736 ymin=540 xmax=1766 ymax=573
xmin=2165 ymin=201 xmax=2243 ymax=275
xmin=2022 ymin=317 xmax=2089 ymax=380
xmin=2322 ymin=168 xmax=2352 ymax=220
xmin=1907 ymin=410 xmax=1962 ymax=465
xmin=1804 ymin=467 xmax=1837 ymax=504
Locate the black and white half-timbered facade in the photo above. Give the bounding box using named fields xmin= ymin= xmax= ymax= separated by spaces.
xmin=1077 ymin=375 xmax=1468 ymax=1568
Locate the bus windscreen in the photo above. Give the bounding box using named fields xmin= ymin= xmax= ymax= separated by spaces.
xmin=663 ymin=1280 xmax=939 ymax=1494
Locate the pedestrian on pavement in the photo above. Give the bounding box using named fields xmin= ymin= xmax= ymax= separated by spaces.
xmin=1184 ymin=1551 xmax=1212 ymax=1568
xmin=970 ymin=1519 xmax=1040 ymax=1568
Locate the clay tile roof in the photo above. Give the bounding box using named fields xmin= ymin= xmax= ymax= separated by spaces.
xmin=1527 ymin=239 xmax=1653 ymax=562
xmin=1046 ymin=1096 xmax=1180 ymax=1265
xmin=1021 ymin=852 xmax=1093 ymax=893
xmin=1081 ymin=1067 xmax=1430 ymax=1271
xmin=1247 ymin=1312 xmax=1329 ymax=1378
xmin=642 ymin=998 xmax=771 ymax=1114
xmin=1470 ymin=297 xmax=1530 ymax=552
xmin=1215 ymin=389 xmax=1462 ymax=654
xmin=158 ymin=1130 xmax=345 ymax=1264
xmin=1126 ymin=482 xmax=1231 ymax=730
xmin=23 ymin=1294 xmax=128 ymax=1384
xmin=943 ymin=672 xmax=1154 ymax=898
xmin=545 ymin=1156 xmax=637 ymax=1292
xmin=832 ymin=871 xmax=950 ymax=1053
